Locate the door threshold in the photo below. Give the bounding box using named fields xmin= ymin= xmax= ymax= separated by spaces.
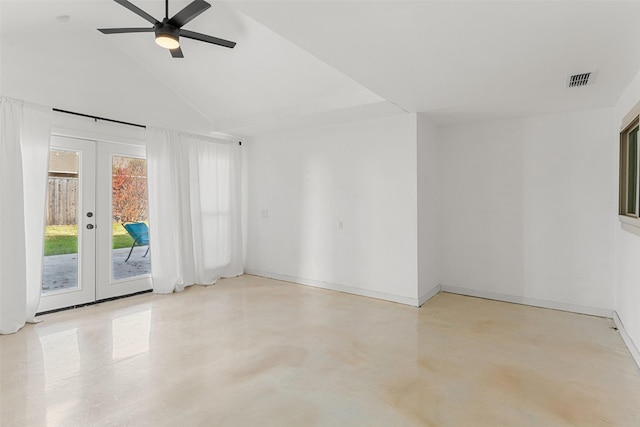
xmin=36 ymin=289 xmax=153 ymax=316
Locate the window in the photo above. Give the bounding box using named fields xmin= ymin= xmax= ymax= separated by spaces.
xmin=620 ymin=117 xmax=640 ymax=218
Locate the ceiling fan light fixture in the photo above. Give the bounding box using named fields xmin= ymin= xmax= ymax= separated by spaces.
xmin=154 ymin=23 xmax=180 ymax=49
xmin=155 ymin=33 xmax=179 ymax=49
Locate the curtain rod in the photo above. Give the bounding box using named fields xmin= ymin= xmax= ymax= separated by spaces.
xmin=53 ymin=108 xmax=242 ymax=145
xmin=53 ymin=108 xmax=146 ymax=129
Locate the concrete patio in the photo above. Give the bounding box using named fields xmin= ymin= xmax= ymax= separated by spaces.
xmin=42 ymin=246 xmax=151 ymax=292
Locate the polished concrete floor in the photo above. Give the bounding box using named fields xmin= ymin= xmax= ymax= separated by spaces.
xmin=2 ymin=275 xmax=639 ymax=426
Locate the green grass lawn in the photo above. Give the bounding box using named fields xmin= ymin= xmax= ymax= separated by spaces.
xmin=44 ymin=223 xmax=135 ymax=256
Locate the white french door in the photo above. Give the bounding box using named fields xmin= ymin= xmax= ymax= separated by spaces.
xmin=96 ymin=141 xmax=151 ymax=300
xmin=39 ymin=136 xmax=152 ymax=312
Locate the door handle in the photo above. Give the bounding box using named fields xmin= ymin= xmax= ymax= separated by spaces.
xmin=86 ymin=224 xmax=94 ymax=230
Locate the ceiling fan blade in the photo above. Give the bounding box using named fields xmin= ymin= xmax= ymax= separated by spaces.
xmin=170 ymin=47 xmax=184 ymax=58
xmin=168 ymin=0 xmax=211 ymax=28
xmin=98 ymin=27 xmax=154 ymax=34
xmin=113 ymin=0 xmax=159 ymax=25
xmin=180 ymin=29 xmax=236 ymax=48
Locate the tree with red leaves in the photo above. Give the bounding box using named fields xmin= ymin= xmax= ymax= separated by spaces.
xmin=112 ymin=158 xmax=148 ymax=223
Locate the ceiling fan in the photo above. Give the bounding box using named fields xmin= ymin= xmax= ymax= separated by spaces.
xmin=98 ymin=0 xmax=236 ymax=58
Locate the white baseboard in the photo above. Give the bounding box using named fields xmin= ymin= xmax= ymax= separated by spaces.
xmin=245 ymin=269 xmax=420 ymax=306
xmin=613 ymin=311 xmax=640 ymax=370
xmin=440 ymin=285 xmax=614 ymax=318
xmin=418 ymin=284 xmax=441 ymax=306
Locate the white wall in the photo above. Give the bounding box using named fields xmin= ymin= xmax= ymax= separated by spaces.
xmin=439 ymin=109 xmax=616 ymax=314
xmin=417 ymin=114 xmax=440 ymax=302
xmin=522 ymin=110 xmax=616 ymax=311
xmin=245 ymin=113 xmax=420 ymax=304
xmin=614 ymin=70 xmax=640 ymax=357
xmin=439 ymin=119 xmax=526 ymax=297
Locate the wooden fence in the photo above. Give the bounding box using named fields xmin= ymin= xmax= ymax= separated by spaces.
xmin=46 ymin=177 xmax=78 ymax=225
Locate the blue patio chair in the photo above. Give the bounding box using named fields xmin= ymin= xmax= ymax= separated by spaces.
xmin=122 ymin=222 xmax=150 ymax=262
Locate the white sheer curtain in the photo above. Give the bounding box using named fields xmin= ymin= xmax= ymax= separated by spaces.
xmin=146 ymin=127 xmax=243 ymax=293
xmin=0 ymin=97 xmax=51 ymax=334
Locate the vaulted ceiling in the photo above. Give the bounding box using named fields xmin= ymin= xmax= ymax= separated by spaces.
xmin=2 ymin=1 xmax=640 ymax=137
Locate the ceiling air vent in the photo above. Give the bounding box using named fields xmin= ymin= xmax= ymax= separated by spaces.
xmin=567 ymin=72 xmax=591 ymax=88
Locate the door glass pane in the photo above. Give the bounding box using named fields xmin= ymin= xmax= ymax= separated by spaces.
xmin=42 ymin=150 xmax=79 ymax=293
xmin=628 ymin=128 xmax=638 ymax=215
xmin=112 ymin=156 xmax=150 ymax=281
